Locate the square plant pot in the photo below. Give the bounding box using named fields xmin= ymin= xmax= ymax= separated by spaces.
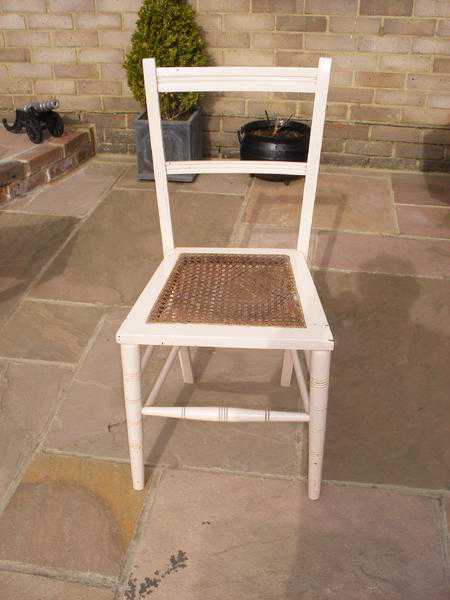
xmin=134 ymin=107 xmax=202 ymax=182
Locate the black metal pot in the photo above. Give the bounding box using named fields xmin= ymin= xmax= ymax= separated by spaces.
xmin=238 ymin=119 xmax=310 ymax=182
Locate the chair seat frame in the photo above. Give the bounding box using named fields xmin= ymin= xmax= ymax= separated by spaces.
xmin=117 ymin=58 xmax=334 ymax=500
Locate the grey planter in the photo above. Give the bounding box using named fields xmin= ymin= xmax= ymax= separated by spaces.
xmin=134 ymin=107 xmax=202 ymax=182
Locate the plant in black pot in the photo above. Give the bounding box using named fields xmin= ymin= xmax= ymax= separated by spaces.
xmin=124 ymin=0 xmax=208 ymax=182
xmin=238 ymin=113 xmax=311 ymax=185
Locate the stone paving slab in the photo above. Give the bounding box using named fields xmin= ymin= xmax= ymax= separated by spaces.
xmin=315 ymin=269 xmax=450 ymax=490
xmin=30 ymin=188 xmax=244 ymax=306
xmin=121 ymin=469 xmax=449 ymax=600
xmin=170 ymin=190 xmax=245 ymax=248
xmin=314 ymin=230 xmax=450 ymax=279
xmin=0 ymin=127 xmax=53 ymax=162
xmin=244 ymin=173 xmax=396 ymax=234
xmin=396 ymin=204 xmax=450 ymax=239
xmin=10 ymin=160 xmax=128 ymax=218
xmin=0 ymin=300 xmax=103 ymax=363
xmin=0 ymin=128 xmax=55 ymax=165
xmin=392 ymin=172 xmax=450 ymax=207
xmin=0 ymin=212 xmax=77 ymax=326
xmin=0 ymin=360 xmax=72 ymax=502
xmin=0 ymin=454 xmax=146 ymax=578
xmin=0 ymin=572 xmax=114 ymax=600
xmin=244 ymin=225 xmax=298 ymax=249
xmin=116 ymin=166 xmax=251 ymax=196
xmin=30 ymin=189 xmax=163 ymax=306
xmin=321 ymin=165 xmax=390 ymax=179
xmin=0 ymin=129 xmax=38 ymax=161
xmin=46 ymin=311 xmax=303 ymax=476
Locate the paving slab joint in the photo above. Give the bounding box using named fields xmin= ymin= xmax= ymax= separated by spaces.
xmin=0 ymin=560 xmax=117 ymax=590
xmin=115 ymin=466 xmax=167 ymax=600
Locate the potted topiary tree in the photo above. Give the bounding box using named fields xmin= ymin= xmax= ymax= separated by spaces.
xmin=124 ymin=0 xmax=208 ymax=182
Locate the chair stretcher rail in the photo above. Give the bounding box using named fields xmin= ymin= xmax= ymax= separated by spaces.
xmin=141 ymin=406 xmax=310 ymax=422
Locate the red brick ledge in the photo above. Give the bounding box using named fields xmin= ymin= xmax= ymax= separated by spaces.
xmin=0 ymin=127 xmax=95 ymax=205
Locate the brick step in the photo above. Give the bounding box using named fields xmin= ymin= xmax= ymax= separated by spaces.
xmin=0 ymin=128 xmax=95 ymax=204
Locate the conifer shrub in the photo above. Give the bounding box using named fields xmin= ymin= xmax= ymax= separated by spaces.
xmin=124 ymin=0 xmax=208 ymax=120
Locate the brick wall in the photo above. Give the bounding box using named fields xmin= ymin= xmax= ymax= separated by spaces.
xmin=1 ymin=0 xmax=450 ymax=170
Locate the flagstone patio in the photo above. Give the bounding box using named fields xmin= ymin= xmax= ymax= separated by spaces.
xmin=0 ymin=156 xmax=449 ymax=599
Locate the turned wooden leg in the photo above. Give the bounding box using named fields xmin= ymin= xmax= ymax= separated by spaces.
xmin=308 ymin=350 xmax=331 ymax=500
xmin=121 ymin=344 xmax=145 ymax=490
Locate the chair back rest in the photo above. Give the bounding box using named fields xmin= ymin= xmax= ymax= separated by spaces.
xmin=142 ymin=58 xmax=331 ymax=258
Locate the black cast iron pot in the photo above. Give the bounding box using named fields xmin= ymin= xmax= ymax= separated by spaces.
xmin=238 ymin=119 xmax=311 ymax=183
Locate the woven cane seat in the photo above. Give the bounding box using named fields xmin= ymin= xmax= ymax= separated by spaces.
xmin=148 ymin=253 xmax=305 ymax=328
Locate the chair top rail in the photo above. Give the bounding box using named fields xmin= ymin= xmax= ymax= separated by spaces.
xmin=166 ymin=160 xmax=307 ymax=176
xmin=154 ymin=65 xmax=318 ymax=93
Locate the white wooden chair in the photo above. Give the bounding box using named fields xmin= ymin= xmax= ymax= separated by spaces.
xmin=117 ymin=58 xmax=334 ymax=500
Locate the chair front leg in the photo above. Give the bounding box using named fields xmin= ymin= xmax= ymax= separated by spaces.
xmin=120 ymin=344 xmax=145 ymax=490
xmin=308 ymin=350 xmax=331 ymax=500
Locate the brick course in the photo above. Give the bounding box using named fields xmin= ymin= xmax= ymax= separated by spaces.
xmin=0 ymin=129 xmax=95 ymax=204
xmin=360 ymin=0 xmax=413 ymax=17
xmin=0 ymin=0 xmax=448 ymax=170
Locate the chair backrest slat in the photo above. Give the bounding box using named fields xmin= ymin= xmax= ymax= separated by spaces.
xmin=142 ymin=58 xmax=331 ymax=259
xmin=157 ymin=66 xmax=318 ymax=93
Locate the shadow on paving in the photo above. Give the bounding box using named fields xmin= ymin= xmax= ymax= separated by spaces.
xmin=0 ymin=213 xmax=78 ymax=327
xmin=422 ymin=129 xmax=450 ymax=181
xmin=29 ymin=188 xmax=245 ymax=306
xmin=314 ymin=255 xmax=450 ymax=490
xmin=139 ymin=346 xmax=302 ymax=474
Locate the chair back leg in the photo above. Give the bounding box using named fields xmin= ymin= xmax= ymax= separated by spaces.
xmin=303 ymin=350 xmax=311 ymax=371
xmin=308 ymin=350 xmax=331 ymax=500
xmin=178 ymin=347 xmax=194 ymax=384
xmin=280 ymin=350 xmax=293 ymax=387
xmin=121 ymin=344 xmax=145 ymax=490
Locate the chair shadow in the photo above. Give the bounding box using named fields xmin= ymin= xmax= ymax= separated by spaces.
xmin=420 ymin=129 xmax=450 ymax=235
xmin=143 ymin=346 xmax=215 ymax=466
xmin=285 ymin=254 xmax=450 ymax=597
xmin=0 ymin=217 xmax=78 ymax=322
xmin=143 ymin=346 xmax=302 ymax=468
xmin=421 ymin=128 xmax=450 ymax=185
